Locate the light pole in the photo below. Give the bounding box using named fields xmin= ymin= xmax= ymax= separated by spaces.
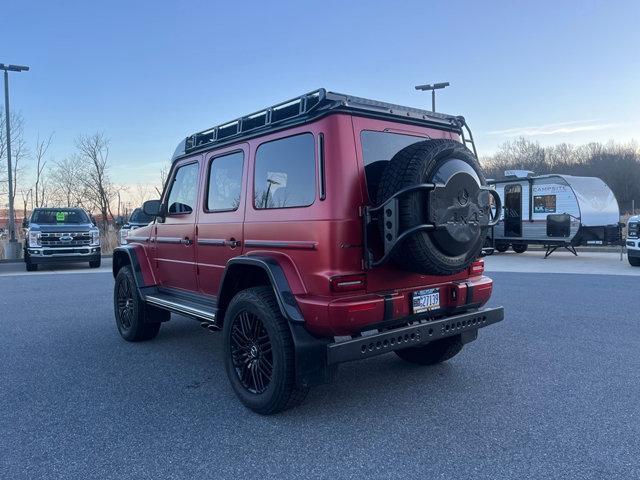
xmin=415 ymin=82 xmax=450 ymax=112
xmin=1 ymin=63 xmax=29 ymax=259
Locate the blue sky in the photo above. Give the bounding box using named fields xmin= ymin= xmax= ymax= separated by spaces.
xmin=3 ymin=0 xmax=639 ymax=189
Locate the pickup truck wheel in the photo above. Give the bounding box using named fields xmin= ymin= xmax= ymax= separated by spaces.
xmin=395 ymin=335 xmax=463 ymax=365
xmin=629 ymin=256 xmax=640 ymax=267
xmin=114 ymin=266 xmax=163 ymax=341
xmin=223 ymin=286 xmax=308 ymax=415
xmin=89 ymin=258 xmax=101 ymax=268
xmin=25 ymin=260 xmax=38 ymax=271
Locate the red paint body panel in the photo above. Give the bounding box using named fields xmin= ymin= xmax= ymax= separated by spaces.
xmin=126 ymin=111 xmax=495 ymax=337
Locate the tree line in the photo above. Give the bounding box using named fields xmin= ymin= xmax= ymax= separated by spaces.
xmin=1 ymin=111 xmax=165 ymax=231
xmin=480 ymin=138 xmax=640 ymax=214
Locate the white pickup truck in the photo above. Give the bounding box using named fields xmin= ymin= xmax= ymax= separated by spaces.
xmin=627 ymin=215 xmax=639 ymax=266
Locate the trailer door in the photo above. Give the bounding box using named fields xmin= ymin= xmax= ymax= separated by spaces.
xmin=504 ymin=184 xmax=522 ymax=237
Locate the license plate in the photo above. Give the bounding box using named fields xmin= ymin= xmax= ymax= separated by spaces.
xmin=412 ymin=288 xmax=440 ymax=313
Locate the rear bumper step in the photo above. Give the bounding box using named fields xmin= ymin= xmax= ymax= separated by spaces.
xmin=327 ymin=306 xmax=504 ymax=365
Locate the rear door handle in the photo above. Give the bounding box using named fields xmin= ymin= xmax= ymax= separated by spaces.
xmin=225 ymin=238 xmax=241 ymax=248
xmin=181 ymin=237 xmax=193 ymax=246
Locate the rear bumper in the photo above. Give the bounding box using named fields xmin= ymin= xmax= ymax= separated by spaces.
xmin=327 ymin=306 xmax=504 ymax=364
xmin=291 ymin=306 xmax=504 ymax=387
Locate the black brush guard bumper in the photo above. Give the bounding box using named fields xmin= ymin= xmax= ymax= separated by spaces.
xmin=326 ymin=306 xmax=504 ymax=365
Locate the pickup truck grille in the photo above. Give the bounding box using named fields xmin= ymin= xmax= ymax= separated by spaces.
xmin=40 ymin=232 xmax=92 ymax=247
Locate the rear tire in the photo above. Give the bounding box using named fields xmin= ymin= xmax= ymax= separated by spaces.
xmin=223 ymin=286 xmax=308 ymax=415
xmin=512 ymin=244 xmax=528 ymax=254
xmin=494 ymin=242 xmax=509 ymax=253
xmin=114 ymin=265 xmax=167 ymax=341
xmin=629 ymin=256 xmax=640 ymax=267
xmin=395 ymin=335 xmax=464 ymax=365
xmin=89 ymin=258 xmax=101 ymax=268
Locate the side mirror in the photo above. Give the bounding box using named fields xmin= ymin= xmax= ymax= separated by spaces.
xmin=143 ymin=199 xmax=163 ymax=217
xmin=22 ymin=218 xmax=29 ymax=228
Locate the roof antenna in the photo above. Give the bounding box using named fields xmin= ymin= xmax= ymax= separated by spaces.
xmin=414 ymin=82 xmax=450 ymax=112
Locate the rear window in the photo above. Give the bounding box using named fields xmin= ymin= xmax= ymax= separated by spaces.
xmin=254 ymin=133 xmax=315 ymax=209
xmin=360 ymin=131 xmax=427 ymax=202
xmin=31 ymin=209 xmax=89 ymax=224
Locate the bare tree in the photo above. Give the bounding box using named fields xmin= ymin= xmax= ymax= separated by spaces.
xmin=49 ymin=155 xmax=85 ymax=208
xmin=33 ymin=132 xmax=53 ymax=208
xmin=134 ymin=182 xmax=151 ymax=207
xmin=0 ymin=112 xmax=29 ymax=207
xmin=75 ymin=133 xmax=114 ymax=230
xmin=156 ymin=164 xmax=170 ymax=197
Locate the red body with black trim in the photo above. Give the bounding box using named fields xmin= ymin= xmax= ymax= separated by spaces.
xmin=114 ymin=111 xmax=494 ymax=337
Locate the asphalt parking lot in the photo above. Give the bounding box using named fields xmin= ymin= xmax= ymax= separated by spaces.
xmin=1 ymin=257 xmax=639 ymax=479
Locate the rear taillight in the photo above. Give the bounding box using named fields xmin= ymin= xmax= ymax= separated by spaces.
xmin=469 ymin=259 xmax=484 ymax=277
xmin=330 ymin=274 xmax=367 ymax=292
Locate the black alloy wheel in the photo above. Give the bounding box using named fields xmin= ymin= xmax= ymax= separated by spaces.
xmin=229 ymin=311 xmax=273 ymax=394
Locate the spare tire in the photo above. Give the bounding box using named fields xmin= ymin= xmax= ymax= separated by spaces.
xmin=376 ymin=139 xmax=494 ymax=275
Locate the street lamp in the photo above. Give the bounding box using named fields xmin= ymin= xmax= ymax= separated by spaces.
xmin=1 ymin=63 xmax=29 ymax=259
xmin=415 ymin=82 xmax=450 ymax=112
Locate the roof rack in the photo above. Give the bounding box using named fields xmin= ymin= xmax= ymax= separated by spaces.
xmin=175 ymin=88 xmax=466 ymax=160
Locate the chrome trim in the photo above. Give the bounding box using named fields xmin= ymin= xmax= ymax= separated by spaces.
xmin=127 ymin=236 xmax=149 ymax=242
xmin=145 ymin=295 xmax=216 ymax=321
xmin=28 ymin=246 xmax=97 ymax=258
xmin=197 ymin=238 xmax=227 ymax=246
xmin=155 ymin=236 xmax=183 ymax=244
xmin=244 ymin=240 xmax=317 ymax=250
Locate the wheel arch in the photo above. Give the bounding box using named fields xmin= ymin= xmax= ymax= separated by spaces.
xmin=112 ymin=245 xmax=153 ymax=295
xmin=218 ymin=256 xmax=304 ymax=325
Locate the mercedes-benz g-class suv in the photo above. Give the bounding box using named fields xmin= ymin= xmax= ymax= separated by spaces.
xmin=627 ymin=215 xmax=639 ymax=266
xmin=112 ymin=89 xmax=504 ymax=414
xmin=24 ymin=207 xmax=101 ymax=271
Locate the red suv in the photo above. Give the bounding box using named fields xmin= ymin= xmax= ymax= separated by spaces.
xmin=112 ymin=89 xmax=504 ymax=414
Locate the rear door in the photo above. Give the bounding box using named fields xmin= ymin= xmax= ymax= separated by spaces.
xmin=154 ymin=158 xmax=201 ymax=291
xmin=196 ymin=145 xmax=248 ymax=296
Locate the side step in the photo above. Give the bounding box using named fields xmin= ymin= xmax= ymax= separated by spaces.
xmin=144 ymin=291 xmax=217 ymax=323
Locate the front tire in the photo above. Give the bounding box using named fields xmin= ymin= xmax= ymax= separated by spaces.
xmin=25 ymin=259 xmax=38 ymax=271
xmin=395 ymin=335 xmax=464 ymax=365
xmin=89 ymin=258 xmax=101 ymax=268
xmin=113 ymin=265 xmax=167 ymax=341
xmin=629 ymin=256 xmax=640 ymax=267
xmin=223 ymin=286 xmax=308 ymax=415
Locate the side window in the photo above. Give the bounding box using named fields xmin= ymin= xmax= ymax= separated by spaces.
xmin=207 ymin=151 xmax=244 ymax=211
xmin=166 ymin=162 xmax=199 ymax=215
xmin=254 ymin=133 xmax=315 ymax=209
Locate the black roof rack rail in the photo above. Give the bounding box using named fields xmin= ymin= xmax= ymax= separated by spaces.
xmin=173 ymin=88 xmax=465 ymax=161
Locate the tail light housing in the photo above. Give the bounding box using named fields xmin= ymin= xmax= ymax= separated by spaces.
xmin=469 ymin=259 xmax=484 ymax=277
xmin=330 ymin=274 xmax=366 ymax=292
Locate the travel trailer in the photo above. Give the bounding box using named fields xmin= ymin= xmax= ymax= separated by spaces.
xmin=487 ymin=170 xmax=622 ymax=257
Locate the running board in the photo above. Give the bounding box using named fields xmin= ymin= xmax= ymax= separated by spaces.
xmin=145 ymin=294 xmax=217 ymax=322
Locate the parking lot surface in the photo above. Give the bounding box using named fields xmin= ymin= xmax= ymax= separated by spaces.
xmin=1 ymin=267 xmax=638 ymax=479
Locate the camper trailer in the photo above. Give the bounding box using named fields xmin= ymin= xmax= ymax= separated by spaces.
xmin=487 ymin=170 xmax=622 ymax=257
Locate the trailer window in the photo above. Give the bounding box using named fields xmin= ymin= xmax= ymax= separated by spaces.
xmin=534 ymin=195 xmax=557 ymax=213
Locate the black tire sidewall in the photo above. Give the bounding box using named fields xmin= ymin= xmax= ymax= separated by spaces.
xmin=223 ymin=288 xmax=292 ymax=414
xmin=113 ymin=266 xmax=148 ymax=341
xmin=377 ymin=139 xmax=487 ymax=275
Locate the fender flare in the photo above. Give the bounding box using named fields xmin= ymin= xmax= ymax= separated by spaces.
xmin=112 ymin=245 xmax=149 ymax=296
xmin=218 ymin=256 xmax=304 ymax=323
